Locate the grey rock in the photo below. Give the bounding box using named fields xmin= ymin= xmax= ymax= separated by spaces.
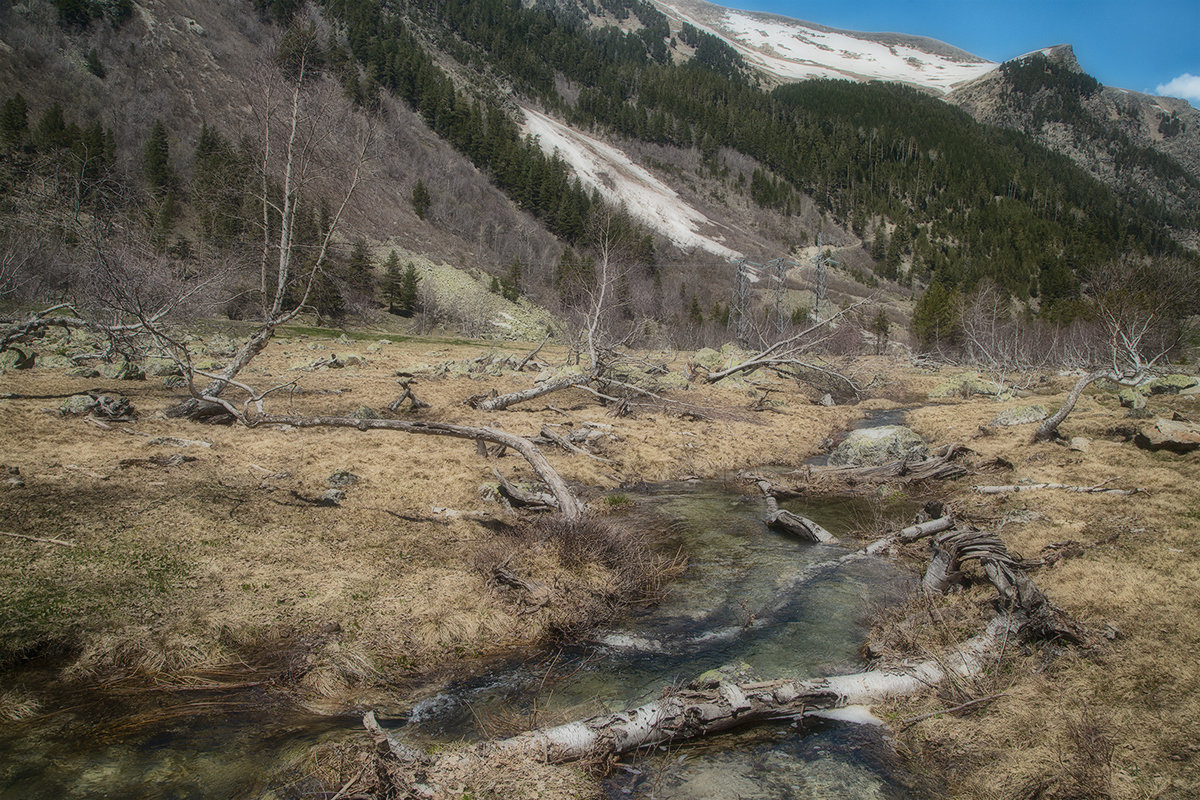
xmin=827 ymin=425 xmax=929 ymax=467
xmin=60 ymin=395 xmax=99 ymax=415
xmin=318 ymin=488 xmax=345 ymax=506
xmin=328 ymin=470 xmax=360 ymax=487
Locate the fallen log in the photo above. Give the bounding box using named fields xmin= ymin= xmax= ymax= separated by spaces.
xmin=756 ymin=481 xmax=837 ymax=543
xmin=756 ymin=445 xmax=974 ymax=496
xmin=922 ymin=526 xmax=1085 ymax=644
xmin=469 ymin=373 xmax=592 ymax=412
xmin=973 ymin=481 xmax=1143 ymax=496
xmin=253 ymin=414 xmax=584 ymax=519
xmin=375 ymin=615 xmax=1015 ymax=771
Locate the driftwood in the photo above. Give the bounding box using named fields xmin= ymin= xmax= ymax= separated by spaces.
xmin=756 ymin=481 xmax=837 ymax=543
xmin=492 ymin=468 xmax=556 ymax=511
xmin=754 ymin=444 xmax=973 ymax=497
xmin=973 ymin=481 xmax=1143 ymax=496
xmin=251 ymin=415 xmax=584 ymax=519
xmin=387 ymin=380 xmax=430 ymax=412
xmin=537 ymin=426 xmax=616 ymax=464
xmin=469 ymin=373 xmax=592 ymax=412
xmin=369 ymin=615 xmax=1014 ymax=779
xmin=922 ymin=526 xmax=1085 ymax=644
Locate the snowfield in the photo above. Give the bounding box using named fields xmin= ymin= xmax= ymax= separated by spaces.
xmin=659 ymin=1 xmax=998 ymax=94
xmin=521 ymin=107 xmax=742 ymax=260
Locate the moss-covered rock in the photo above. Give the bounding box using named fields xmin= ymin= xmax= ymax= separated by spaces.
xmin=1117 ymin=387 xmax=1147 ymax=410
xmin=827 ymin=425 xmax=929 ymax=467
xmin=59 ymin=394 xmax=99 ymax=415
xmin=929 ymin=373 xmax=1001 ymax=399
xmin=1145 ymin=374 xmax=1199 ymax=394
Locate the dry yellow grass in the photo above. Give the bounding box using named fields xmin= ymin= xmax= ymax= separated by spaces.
xmin=5 ymin=336 xmax=1198 ymax=798
xmin=0 ymin=329 xmax=853 ymax=713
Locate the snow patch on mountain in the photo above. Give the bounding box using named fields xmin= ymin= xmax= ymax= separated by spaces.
xmin=521 ymin=107 xmax=741 ymax=259
xmin=658 ymin=1 xmax=997 ymax=94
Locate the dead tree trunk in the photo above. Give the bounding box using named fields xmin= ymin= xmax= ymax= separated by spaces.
xmin=922 ymin=527 xmax=1084 ymax=643
xmin=469 ymin=373 xmax=592 ymax=412
xmin=1033 ymin=370 xmax=1104 ymax=442
xmin=757 ymin=481 xmax=837 ymax=543
xmin=254 ymin=414 xmax=584 ymax=519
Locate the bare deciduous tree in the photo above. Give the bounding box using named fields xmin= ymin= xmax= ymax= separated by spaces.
xmin=1034 ymin=257 xmax=1198 ymax=441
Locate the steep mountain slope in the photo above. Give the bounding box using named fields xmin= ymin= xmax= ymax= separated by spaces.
xmin=947 ymin=46 xmax=1200 ymax=249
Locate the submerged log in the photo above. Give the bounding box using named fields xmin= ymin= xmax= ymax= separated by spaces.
xmin=756 ymin=481 xmax=837 ymax=543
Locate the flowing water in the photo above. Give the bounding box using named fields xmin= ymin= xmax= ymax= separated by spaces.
xmin=1 ymin=439 xmax=929 ymax=798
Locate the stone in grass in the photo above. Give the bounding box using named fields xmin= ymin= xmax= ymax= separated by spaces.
xmin=1135 ymin=418 xmax=1200 ymax=453
xmin=929 ymin=373 xmax=1001 ymax=399
xmin=827 ymin=425 xmax=929 ymax=467
xmin=990 ymin=405 xmax=1047 ymax=427
xmin=1117 ymin=387 xmax=1146 ymax=410
xmin=1145 ymin=374 xmax=1199 ymax=395
xmin=67 ymin=367 xmax=101 ymax=378
xmin=318 ymin=489 xmax=345 ymax=506
xmin=60 ymin=395 xmax=100 ymax=415
xmin=328 ymin=470 xmax=360 ymax=487
xmin=349 ymin=405 xmax=381 ymax=420
xmin=98 ymin=361 xmax=145 ymax=381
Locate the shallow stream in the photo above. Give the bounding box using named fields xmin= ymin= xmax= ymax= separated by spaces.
xmin=2 ymin=417 xmax=930 ymax=798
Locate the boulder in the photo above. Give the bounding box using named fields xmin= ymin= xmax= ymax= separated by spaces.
xmin=1134 ymin=418 xmax=1200 ymax=453
xmin=1145 ymin=374 xmax=1199 ymax=395
xmin=827 ymin=425 xmax=929 ymax=467
xmin=990 ymin=405 xmax=1047 ymax=426
xmin=1117 ymin=387 xmax=1147 ymax=409
xmin=60 ymin=395 xmax=100 ymax=416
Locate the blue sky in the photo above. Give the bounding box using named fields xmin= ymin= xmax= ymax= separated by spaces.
xmin=727 ymin=1 xmax=1200 ymax=104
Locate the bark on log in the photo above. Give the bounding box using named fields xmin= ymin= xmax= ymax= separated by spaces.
xmin=922 ymin=527 xmax=1084 ymax=644
xmin=382 ymin=616 xmax=1016 ymax=766
xmin=753 ymin=445 xmax=972 ymax=496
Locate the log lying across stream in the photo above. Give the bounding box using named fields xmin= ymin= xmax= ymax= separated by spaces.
xmin=750 ymin=443 xmax=979 ymax=497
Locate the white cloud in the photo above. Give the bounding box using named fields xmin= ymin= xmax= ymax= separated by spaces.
xmin=1155 ymin=73 xmax=1200 ymax=103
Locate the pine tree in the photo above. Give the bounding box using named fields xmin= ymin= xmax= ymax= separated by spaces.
xmin=382 ymin=250 xmax=403 ymax=313
xmin=397 ymin=261 xmax=421 ymax=316
xmin=911 ymin=282 xmax=961 ymax=350
xmin=345 ymin=238 xmax=374 ymax=297
xmin=411 ymin=178 xmax=430 ymax=220
xmin=143 ymin=119 xmax=174 ymax=194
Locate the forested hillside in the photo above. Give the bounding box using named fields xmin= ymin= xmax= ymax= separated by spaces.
xmin=2 ymin=0 xmax=1198 ymax=346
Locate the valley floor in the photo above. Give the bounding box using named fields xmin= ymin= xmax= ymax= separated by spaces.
xmin=0 ymin=327 xmax=1197 ymax=799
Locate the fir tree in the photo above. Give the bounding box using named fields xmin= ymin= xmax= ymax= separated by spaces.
xmin=411 ymin=179 xmax=430 ymax=220
xmin=397 ymin=261 xmax=421 ymax=316
xmin=382 ymin=250 xmax=403 ymax=313
xmin=143 ymin=119 xmax=174 ymax=194
xmin=345 ymin=237 xmax=375 ymax=297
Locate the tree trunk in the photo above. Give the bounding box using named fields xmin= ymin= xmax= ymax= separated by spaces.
xmin=1033 ymin=370 xmax=1104 ymax=442
xmin=470 ymin=373 xmax=592 ymax=412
